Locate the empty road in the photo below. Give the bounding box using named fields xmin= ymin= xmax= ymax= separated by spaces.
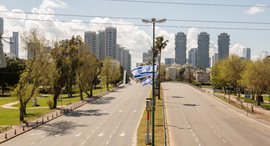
xmin=2 ymin=81 xmax=150 ymax=146
xmin=163 ymin=82 xmax=270 ymax=146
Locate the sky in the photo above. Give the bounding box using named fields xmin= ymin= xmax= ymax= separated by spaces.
xmin=0 ymin=0 xmax=269 ymax=69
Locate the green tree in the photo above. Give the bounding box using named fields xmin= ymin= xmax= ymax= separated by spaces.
xmin=76 ymin=43 xmax=96 ymax=100
xmin=186 ymin=66 xmax=194 ymax=83
xmin=241 ymin=59 xmax=270 ymax=105
xmin=155 ymin=36 xmax=169 ymax=99
xmin=15 ymin=29 xmax=51 ymax=121
xmin=0 ymin=56 xmax=26 ymax=95
xmin=179 ymin=68 xmax=186 ymax=81
xmin=101 ymin=57 xmax=113 ymax=91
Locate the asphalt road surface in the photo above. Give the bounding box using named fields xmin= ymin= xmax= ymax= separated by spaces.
xmin=163 ymin=82 xmax=270 ymax=146
xmin=2 ymin=81 xmax=150 ymax=146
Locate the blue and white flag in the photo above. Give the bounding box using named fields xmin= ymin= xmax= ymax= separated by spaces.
xmin=142 ymin=77 xmax=152 ymax=86
xmin=131 ymin=66 xmax=142 ymax=79
xmin=141 ymin=72 xmax=158 ymax=86
xmin=132 ymin=63 xmax=157 ymax=79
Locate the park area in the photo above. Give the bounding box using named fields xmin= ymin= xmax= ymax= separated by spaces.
xmin=0 ymin=85 xmax=114 ymax=126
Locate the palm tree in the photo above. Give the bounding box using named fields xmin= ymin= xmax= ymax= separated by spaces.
xmin=179 ymin=68 xmax=186 ymax=81
xmin=155 ymin=36 xmax=169 ymax=99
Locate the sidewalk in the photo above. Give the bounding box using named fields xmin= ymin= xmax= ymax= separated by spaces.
xmin=0 ymin=86 xmax=124 ymax=144
xmin=204 ymin=89 xmax=270 ymax=118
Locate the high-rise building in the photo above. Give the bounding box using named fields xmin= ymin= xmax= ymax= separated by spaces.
xmin=189 ymin=48 xmax=197 ymax=67
xmin=142 ymin=49 xmax=152 ymax=63
xmin=116 ymin=44 xmax=125 ymax=67
xmin=211 ymin=53 xmax=218 ymax=67
xmin=105 ymin=27 xmax=117 ymax=60
xmin=123 ymin=49 xmax=131 ymax=73
xmin=218 ymin=33 xmax=230 ymax=60
xmin=10 ymin=32 xmax=19 ymax=57
xmin=165 ymin=58 xmax=175 ymax=65
xmin=197 ymin=32 xmax=210 ymax=68
xmin=175 ymin=32 xmax=187 ymax=65
xmin=98 ymin=30 xmax=105 ymax=61
xmin=243 ymin=48 xmax=251 ymax=59
xmin=84 ymin=31 xmax=97 ymax=56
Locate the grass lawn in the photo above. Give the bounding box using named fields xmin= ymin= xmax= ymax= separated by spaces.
xmin=11 ymin=84 xmax=114 ymax=108
xmin=0 ymin=84 xmax=115 ymax=126
xmin=137 ymin=88 xmax=164 ymax=146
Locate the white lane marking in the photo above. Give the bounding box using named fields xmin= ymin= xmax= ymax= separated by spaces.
xmin=218 ymin=134 xmax=221 ymax=138
xmin=55 ymin=134 xmax=60 ymax=137
xmin=214 ymin=130 xmax=216 ymax=133
xmin=134 ymin=110 xmax=137 ymax=112
xmin=98 ymin=132 xmax=104 ymax=136
xmin=76 ymin=132 xmax=82 ymax=137
xmin=106 ymin=140 xmax=109 ymax=145
xmin=29 ymin=132 xmax=43 ymax=136
xmin=81 ymin=141 xmax=85 ymax=145
xmin=110 ymin=135 xmax=112 ymax=138
xmin=188 ymin=125 xmax=190 ymax=128
xmin=116 ymin=126 xmax=118 ymax=129
xmin=119 ymin=110 xmax=122 ymax=112
xmin=92 ymin=130 xmax=95 ymax=134
xmin=96 ymin=126 xmax=99 ymax=129
xmin=186 ymin=121 xmax=188 ymax=124
xmin=113 ymin=130 xmax=116 ymax=133
xmin=192 ymin=133 xmax=195 ymax=137
xmin=100 ymin=123 xmax=102 ymax=125
xmin=30 ymin=141 xmax=36 ymax=145
xmin=119 ymin=132 xmax=126 ymax=136
xmin=210 ymin=126 xmax=212 ymax=128
xmin=40 ymin=136 xmax=45 ymax=139
xmin=223 ymin=139 xmax=227 ymax=143
xmin=195 ymin=138 xmax=198 ymax=142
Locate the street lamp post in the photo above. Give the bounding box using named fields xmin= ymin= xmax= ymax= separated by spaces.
xmin=142 ymin=18 xmax=166 ymax=146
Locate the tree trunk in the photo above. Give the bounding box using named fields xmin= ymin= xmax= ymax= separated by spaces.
xmin=107 ymin=83 xmax=109 ymax=91
xmin=19 ymin=101 xmax=26 ymax=121
xmin=80 ymin=89 xmax=83 ymax=100
xmin=52 ymin=86 xmax=61 ymax=108
xmin=257 ymin=94 xmax=261 ymax=106
xmin=158 ymin=53 xmax=162 ymax=100
xmin=90 ymin=88 xmax=93 ymax=97
xmin=85 ymin=91 xmax=90 ymax=98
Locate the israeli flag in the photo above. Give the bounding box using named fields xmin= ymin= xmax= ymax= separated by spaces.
xmin=132 ymin=63 xmax=157 ymax=79
xmin=142 ymin=77 xmax=151 ymax=86
xmin=131 ymin=66 xmax=142 ymax=79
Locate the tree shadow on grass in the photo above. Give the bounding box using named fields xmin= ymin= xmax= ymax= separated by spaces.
xmin=89 ymin=97 xmax=116 ymax=105
xmin=64 ymin=109 xmax=109 ymax=118
xmin=36 ymin=121 xmax=87 ymax=137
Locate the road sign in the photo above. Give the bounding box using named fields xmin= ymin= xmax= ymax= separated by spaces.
xmin=245 ymin=94 xmax=250 ymax=98
xmin=213 ymin=87 xmax=216 ymax=90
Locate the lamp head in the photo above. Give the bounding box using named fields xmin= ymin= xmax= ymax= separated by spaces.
xmin=142 ymin=19 xmax=151 ymax=24
xmin=157 ymin=18 xmax=166 ymax=23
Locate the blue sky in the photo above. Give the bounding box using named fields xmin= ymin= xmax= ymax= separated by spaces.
xmin=0 ymin=0 xmax=269 ymax=68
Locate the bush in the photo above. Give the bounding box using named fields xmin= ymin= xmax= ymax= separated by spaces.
xmin=46 ymin=100 xmax=53 ymax=109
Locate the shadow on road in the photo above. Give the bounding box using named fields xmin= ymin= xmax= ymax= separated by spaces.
xmin=183 ymin=104 xmax=198 ymax=106
xmin=172 ymin=96 xmax=184 ymax=98
xmin=64 ymin=109 xmax=109 ymax=117
xmin=37 ymin=121 xmax=87 ymax=137
xmin=89 ymin=97 xmax=116 ymax=104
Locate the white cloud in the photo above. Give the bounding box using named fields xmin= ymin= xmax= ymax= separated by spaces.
xmin=245 ymin=4 xmax=266 ymax=14
xmin=186 ymin=27 xmax=198 ymax=52
xmin=251 ymin=55 xmax=260 ymax=61
xmin=40 ymin=0 xmax=68 ymax=9
xmin=230 ymin=43 xmax=245 ymax=56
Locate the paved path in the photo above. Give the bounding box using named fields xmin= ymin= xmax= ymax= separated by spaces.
xmin=1 ymin=81 xmax=151 ymax=146
xmin=163 ymin=82 xmax=270 ymax=146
